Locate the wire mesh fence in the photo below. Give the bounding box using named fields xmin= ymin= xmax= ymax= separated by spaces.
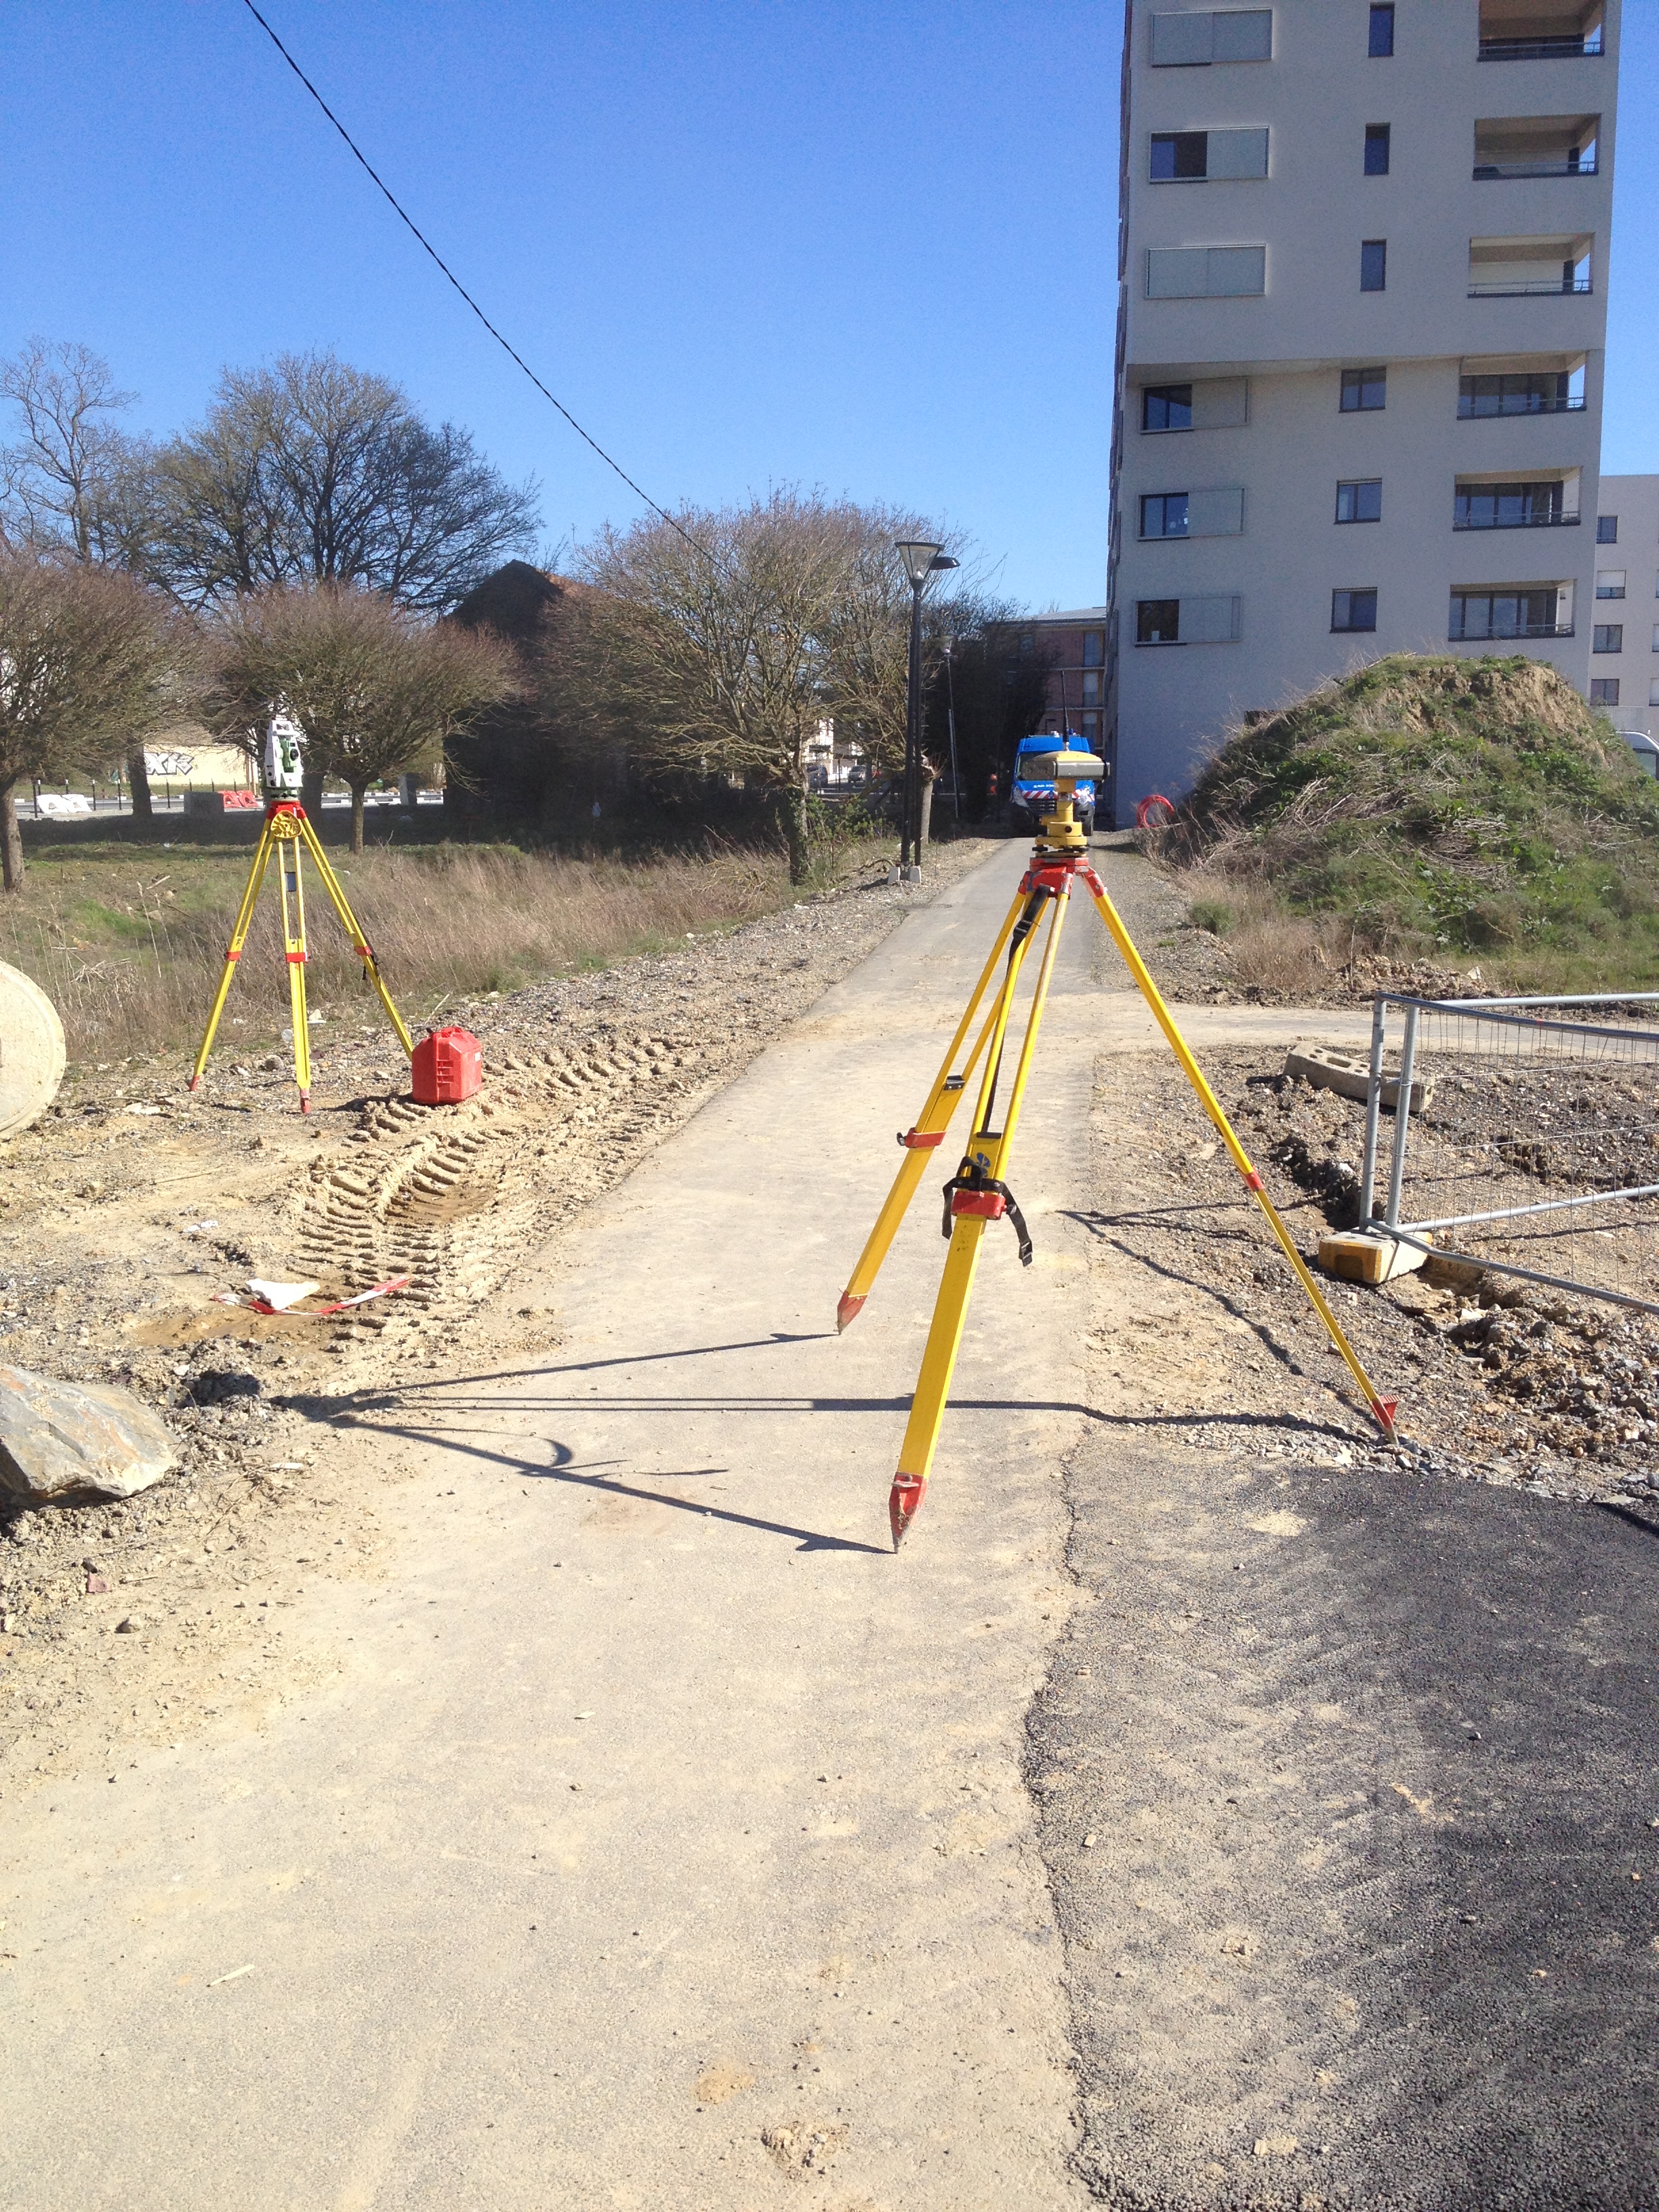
xmin=1357 ymin=993 xmax=1659 ymax=1314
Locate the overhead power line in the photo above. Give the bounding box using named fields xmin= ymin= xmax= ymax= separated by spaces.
xmin=237 ymin=0 xmax=710 ymax=560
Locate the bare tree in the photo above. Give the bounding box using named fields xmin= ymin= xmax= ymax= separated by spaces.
xmin=1 ymin=338 xmax=165 ymax=812
xmin=201 ymin=583 xmax=520 ymax=853
xmin=149 ymin=352 xmax=539 ymax=614
xmin=554 ymin=491 xmax=940 ymax=882
xmin=0 ymin=550 xmax=177 ymax=890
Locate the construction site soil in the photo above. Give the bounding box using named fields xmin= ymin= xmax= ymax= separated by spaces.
xmin=3 ymin=836 xmax=1654 ymax=1810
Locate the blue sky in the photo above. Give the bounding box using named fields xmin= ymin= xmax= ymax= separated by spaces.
xmin=3 ymin=3 xmax=1654 ymax=610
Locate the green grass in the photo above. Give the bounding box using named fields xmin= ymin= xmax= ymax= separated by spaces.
xmin=1170 ymin=654 xmax=1659 ymax=989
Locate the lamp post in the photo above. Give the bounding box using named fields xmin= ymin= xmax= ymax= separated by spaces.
xmin=893 ymin=540 xmax=958 ymax=881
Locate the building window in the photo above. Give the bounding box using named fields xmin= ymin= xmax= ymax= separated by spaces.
xmin=1082 ymin=670 xmax=1101 ymax=706
xmin=1140 ymin=493 xmax=1191 ymax=539
xmin=1340 ymin=365 xmax=1387 ymax=411
xmin=1019 ymin=632 xmax=1034 ymax=656
xmin=1458 ymin=368 xmax=1584 ymax=417
xmin=1081 ymin=711 xmax=1101 ymax=745
xmin=1596 ymin=571 xmax=1626 ymax=599
xmin=1651 ymin=680 xmax=1659 ymax=708
xmin=1083 ymin=630 xmax=1103 ymax=667
xmin=1589 ymin=678 xmax=1620 ymax=707
xmin=1149 ymin=9 xmax=1273 ymax=66
xmin=1147 ymin=245 xmax=1267 ymax=298
xmin=1136 ymin=599 xmax=1182 ymax=644
xmin=1593 ymin=625 xmax=1623 ymax=653
xmin=1454 ymin=480 xmax=1568 ymax=529
xmin=1151 ymin=127 xmax=1269 ymax=180
xmin=1332 ymin=588 xmax=1378 ymax=632
xmin=1151 ymin=131 xmax=1208 ymax=180
xmin=1360 ymin=239 xmax=1388 ymax=292
xmin=1597 ymin=514 xmax=1618 ymax=544
xmin=1368 ymin=4 xmax=1395 ymax=57
xmin=1336 ymin=479 xmax=1383 ymax=523
xmin=1142 ymin=384 xmax=1193 ymax=432
xmin=1364 ymin=123 xmax=1391 ymax=176
xmin=1450 ymin=589 xmax=1564 ymax=641
xmin=1653 ymin=624 xmax=1659 ymax=652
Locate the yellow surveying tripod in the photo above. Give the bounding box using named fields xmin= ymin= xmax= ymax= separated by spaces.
xmin=838 ymin=748 xmax=1399 ymax=1549
xmin=188 ymin=800 xmax=413 ymax=1113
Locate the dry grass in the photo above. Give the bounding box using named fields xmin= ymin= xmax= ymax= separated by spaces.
xmin=1181 ymin=877 xmax=1361 ymax=1000
xmin=1 ymin=834 xmax=864 ymax=1063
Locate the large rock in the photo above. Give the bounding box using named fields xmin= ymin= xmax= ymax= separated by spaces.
xmin=0 ymin=1365 xmax=178 ymax=1504
xmin=0 ymin=961 xmax=66 ymax=1142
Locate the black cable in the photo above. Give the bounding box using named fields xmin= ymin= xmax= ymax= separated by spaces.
xmin=237 ymin=0 xmax=712 ymax=562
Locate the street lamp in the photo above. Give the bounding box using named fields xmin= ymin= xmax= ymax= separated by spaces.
xmin=893 ymin=541 xmax=958 ymax=881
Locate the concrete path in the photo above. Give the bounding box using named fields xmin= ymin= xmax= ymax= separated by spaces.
xmin=3 ymin=840 xmax=1128 ymax=2212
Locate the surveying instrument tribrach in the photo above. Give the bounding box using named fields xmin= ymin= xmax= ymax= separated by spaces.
xmin=838 ymin=746 xmax=1400 ymax=1549
xmin=188 ymin=712 xmax=414 ymax=1112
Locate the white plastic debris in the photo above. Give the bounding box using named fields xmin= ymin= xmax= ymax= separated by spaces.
xmin=244 ymin=1278 xmax=321 ymax=1312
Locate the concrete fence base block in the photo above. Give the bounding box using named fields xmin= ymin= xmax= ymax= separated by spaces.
xmin=1286 ymin=1044 xmax=1432 ymax=1113
xmin=1317 ymin=1230 xmax=1431 ymax=1286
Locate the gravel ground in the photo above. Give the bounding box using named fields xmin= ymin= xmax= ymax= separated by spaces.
xmin=0 ymin=838 xmax=1002 ymax=1790
xmin=1079 ymin=1039 xmax=1659 ymax=1504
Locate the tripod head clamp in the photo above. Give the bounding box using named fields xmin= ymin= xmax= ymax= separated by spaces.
xmin=1025 ymin=747 xmax=1104 ymax=855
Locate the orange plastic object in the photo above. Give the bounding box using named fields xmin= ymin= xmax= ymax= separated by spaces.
xmin=411 ymin=1025 xmax=483 ymax=1105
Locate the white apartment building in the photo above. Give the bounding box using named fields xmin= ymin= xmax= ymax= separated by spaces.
xmin=1584 ymin=474 xmax=1659 ymax=741
xmin=1106 ymin=0 xmax=1623 ymax=819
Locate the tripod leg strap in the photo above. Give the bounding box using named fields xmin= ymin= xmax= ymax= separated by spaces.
xmin=941 ymin=1167 xmax=1034 ymax=1267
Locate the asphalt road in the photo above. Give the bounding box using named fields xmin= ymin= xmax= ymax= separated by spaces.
xmin=1038 ymin=1395 xmax=1659 ymax=2210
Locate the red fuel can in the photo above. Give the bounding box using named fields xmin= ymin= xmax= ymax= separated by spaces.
xmin=411 ymin=1025 xmax=483 ymax=1105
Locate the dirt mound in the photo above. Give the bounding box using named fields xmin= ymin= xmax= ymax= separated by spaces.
xmin=1164 ymin=653 xmax=1659 ymax=976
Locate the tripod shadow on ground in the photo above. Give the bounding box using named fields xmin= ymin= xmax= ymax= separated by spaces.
xmin=308 ymin=1412 xmax=891 ymax=1553
xmin=1062 ymin=1202 xmax=1349 ymax=1389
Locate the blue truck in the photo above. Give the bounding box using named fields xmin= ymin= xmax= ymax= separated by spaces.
xmin=1008 ymin=733 xmax=1098 ymax=836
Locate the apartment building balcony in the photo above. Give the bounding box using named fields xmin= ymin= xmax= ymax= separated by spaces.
xmin=1477 ymin=3 xmax=1604 ymax=62
xmin=1458 ymin=361 xmax=1586 ymax=416
xmin=1468 ymin=234 xmax=1593 ymax=296
xmin=1453 ymin=476 xmax=1580 ymax=529
xmin=1450 ymin=585 xmax=1575 ymax=641
xmin=1473 ymin=115 xmax=1599 ymax=178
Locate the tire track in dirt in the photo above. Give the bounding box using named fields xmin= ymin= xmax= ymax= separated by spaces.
xmin=287 ymin=1036 xmax=705 ymax=1359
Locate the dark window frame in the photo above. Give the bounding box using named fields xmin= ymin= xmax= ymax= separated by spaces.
xmin=1142 ymin=383 xmax=1195 ymax=433
xmin=1341 ymin=365 xmax=1387 ymax=411
xmin=1360 ymin=239 xmax=1388 ymax=292
xmin=1136 ymin=598 xmax=1182 ymax=646
xmin=1589 ymin=678 xmax=1620 ymax=707
xmin=1597 ymin=514 xmax=1618 ymax=544
xmin=1593 ymin=624 xmax=1624 ymax=654
xmin=1364 ymin=123 xmax=1391 ymax=176
xmin=1151 ymin=131 xmax=1208 ymax=181
xmin=1332 ymin=588 xmax=1379 ymax=633
xmin=1140 ymin=491 xmax=1191 ymax=539
xmin=1369 ymin=4 xmax=1395 ymax=58
xmin=1336 ymin=479 xmax=1384 ymax=524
